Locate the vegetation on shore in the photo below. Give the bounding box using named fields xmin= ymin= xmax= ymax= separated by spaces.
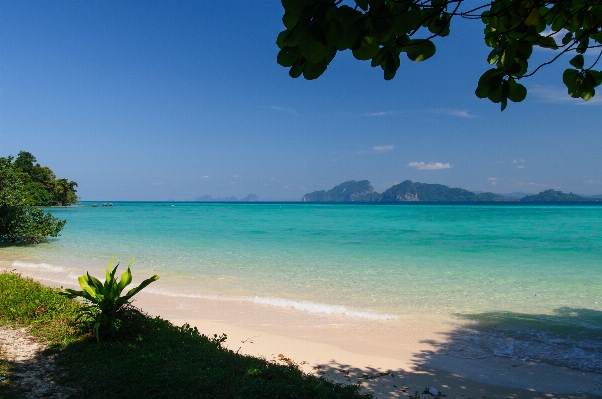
xmin=0 ymin=272 xmax=372 ymax=399
xmin=7 ymin=151 xmax=78 ymax=207
xmin=0 ymin=156 xmax=66 ymax=244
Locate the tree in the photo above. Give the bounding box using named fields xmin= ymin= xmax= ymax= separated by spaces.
xmin=12 ymin=151 xmax=78 ymax=206
xmin=276 ymin=0 xmax=602 ymax=110
xmin=0 ymin=156 xmax=66 ymax=244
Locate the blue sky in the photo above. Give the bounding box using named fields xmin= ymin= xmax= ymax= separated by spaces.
xmin=1 ymin=1 xmax=600 ymax=200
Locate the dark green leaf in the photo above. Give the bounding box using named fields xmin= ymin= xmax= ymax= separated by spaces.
xmin=391 ymin=8 xmax=423 ymax=35
xmin=569 ymin=55 xmax=584 ymax=69
xmin=508 ymin=79 xmax=527 ymax=102
xmin=405 ymin=40 xmax=436 ymax=62
xmin=298 ymin=29 xmax=328 ymax=63
xmin=352 ymin=36 xmax=380 ymax=60
xmin=277 ymin=47 xmax=301 ymax=67
xmin=283 ymin=11 xmax=300 ymax=29
xmin=303 ymin=60 xmax=329 ymax=80
xmin=289 ymin=60 xmax=305 ymax=78
xmin=371 ymin=17 xmax=392 ymax=41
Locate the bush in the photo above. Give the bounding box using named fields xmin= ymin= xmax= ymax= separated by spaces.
xmin=0 ymin=156 xmax=66 ymax=243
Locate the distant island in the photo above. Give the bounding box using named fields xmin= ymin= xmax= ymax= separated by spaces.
xmin=194 ymin=193 xmax=259 ymax=202
xmin=302 ymin=180 xmax=599 ymax=203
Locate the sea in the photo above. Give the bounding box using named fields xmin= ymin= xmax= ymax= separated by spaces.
xmin=1 ymin=202 xmax=601 ymax=373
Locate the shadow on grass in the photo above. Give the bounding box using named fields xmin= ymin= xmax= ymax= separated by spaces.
xmin=48 ymin=308 xmax=371 ymax=399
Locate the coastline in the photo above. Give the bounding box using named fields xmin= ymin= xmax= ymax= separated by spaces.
xmin=2 ymin=259 xmax=601 ymax=399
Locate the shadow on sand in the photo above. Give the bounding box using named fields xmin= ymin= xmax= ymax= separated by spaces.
xmin=309 ymin=307 xmax=602 ymax=399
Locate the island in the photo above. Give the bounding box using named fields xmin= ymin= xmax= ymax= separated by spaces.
xmin=302 ymin=180 xmax=601 ymax=203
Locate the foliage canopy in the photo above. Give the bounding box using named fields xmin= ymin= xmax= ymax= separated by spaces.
xmin=276 ymin=0 xmax=602 ymax=110
xmin=0 ymin=156 xmax=66 ymax=244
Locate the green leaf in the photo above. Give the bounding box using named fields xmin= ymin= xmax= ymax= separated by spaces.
xmin=289 ymin=59 xmax=305 ymax=78
xmin=581 ymin=87 xmax=595 ymax=100
xmin=391 ymin=8 xmax=423 ymax=35
xmin=563 ymin=68 xmax=580 ymax=87
xmin=105 ymin=255 xmax=116 ymax=283
xmin=562 ymin=32 xmax=573 ymax=45
xmin=298 ymin=29 xmax=328 ymax=63
xmin=276 ymin=30 xmax=289 ymax=48
xmin=405 ymin=40 xmax=436 ymax=62
xmin=277 ymin=47 xmax=300 ymax=67
xmin=352 ymin=36 xmax=380 ymax=60
xmin=370 ymin=17 xmax=392 ymax=41
xmin=303 ymin=60 xmax=328 ymax=79
xmin=487 ymin=47 xmax=503 ymax=65
xmin=569 ymin=55 xmax=584 ymax=69
xmin=475 ymin=85 xmax=489 ymax=99
xmin=508 ymin=79 xmax=527 ymax=102
xmin=122 ymin=275 xmax=161 ymax=302
xmin=283 ymin=11 xmax=300 ymax=30
xmin=116 ymin=261 xmax=133 ymax=295
xmin=538 ymin=36 xmax=558 ymax=49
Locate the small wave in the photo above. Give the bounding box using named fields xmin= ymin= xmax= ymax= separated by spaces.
xmin=12 ymin=261 xmax=63 ymax=272
xmin=252 ymin=296 xmax=398 ymax=320
xmin=144 ymin=288 xmax=397 ymax=320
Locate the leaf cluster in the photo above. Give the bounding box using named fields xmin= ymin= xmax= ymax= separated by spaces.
xmin=59 ymin=256 xmax=160 ymax=341
xmin=0 ymin=157 xmax=66 ymax=244
xmin=277 ymin=0 xmax=602 ymax=110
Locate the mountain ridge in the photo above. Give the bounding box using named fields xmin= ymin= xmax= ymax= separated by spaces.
xmin=302 ymin=181 xmax=600 ymax=203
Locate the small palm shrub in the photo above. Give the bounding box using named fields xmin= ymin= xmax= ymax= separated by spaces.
xmin=60 ymin=256 xmax=159 ymax=341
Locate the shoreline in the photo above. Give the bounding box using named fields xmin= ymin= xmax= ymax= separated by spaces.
xmin=2 ymin=261 xmax=601 ymax=398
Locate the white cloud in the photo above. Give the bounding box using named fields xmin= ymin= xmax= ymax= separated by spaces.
xmin=373 ymin=145 xmax=394 ymax=153
xmin=362 ymin=111 xmax=391 ymax=117
xmin=201 ymin=175 xmax=210 ymax=179
xmin=517 ymin=165 xmax=526 ymax=169
xmin=585 ymin=179 xmax=602 ymax=184
xmin=233 ymin=175 xmax=240 ymax=179
xmin=488 ymin=177 xmax=498 ymax=186
xmin=270 ymin=105 xmax=297 ymax=114
xmin=408 ymin=161 xmax=452 ymax=170
xmin=530 ymin=85 xmax=602 ymax=105
xmin=433 ymin=109 xmax=476 ymax=118
xmin=512 ymin=159 xmax=525 ymax=163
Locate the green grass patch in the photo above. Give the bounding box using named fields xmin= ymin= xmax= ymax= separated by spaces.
xmin=0 ymin=272 xmax=372 ymax=398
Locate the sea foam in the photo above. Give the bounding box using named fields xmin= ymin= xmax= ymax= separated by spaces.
xmin=144 ymin=288 xmax=397 ymax=320
xmin=251 ymin=296 xmax=398 ymax=320
xmin=12 ymin=261 xmax=64 ymax=272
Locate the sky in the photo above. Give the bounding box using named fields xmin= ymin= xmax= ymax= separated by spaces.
xmin=1 ymin=1 xmax=600 ymax=201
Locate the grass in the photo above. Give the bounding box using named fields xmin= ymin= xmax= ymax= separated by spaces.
xmin=0 ymin=272 xmax=372 ymax=399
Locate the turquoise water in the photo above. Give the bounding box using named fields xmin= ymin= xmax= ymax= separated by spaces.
xmin=2 ymin=202 xmax=602 ymax=371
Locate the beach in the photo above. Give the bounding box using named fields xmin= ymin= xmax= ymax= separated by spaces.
xmin=1 ymin=258 xmax=601 ymax=398
xmin=1 ymin=203 xmax=601 ymax=397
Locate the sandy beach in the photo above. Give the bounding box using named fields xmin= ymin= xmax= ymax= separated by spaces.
xmin=2 ymin=259 xmax=601 ymax=399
